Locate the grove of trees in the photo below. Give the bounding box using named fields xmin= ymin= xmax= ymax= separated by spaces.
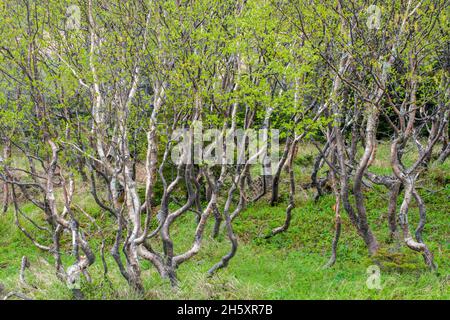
xmin=0 ymin=0 xmax=448 ymax=298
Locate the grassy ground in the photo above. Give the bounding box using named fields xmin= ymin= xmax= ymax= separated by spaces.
xmin=0 ymin=142 xmax=448 ymax=299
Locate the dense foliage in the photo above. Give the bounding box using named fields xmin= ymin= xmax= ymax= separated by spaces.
xmin=0 ymin=0 xmax=448 ymax=299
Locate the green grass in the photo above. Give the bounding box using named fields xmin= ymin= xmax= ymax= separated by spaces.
xmin=0 ymin=142 xmax=449 ymax=299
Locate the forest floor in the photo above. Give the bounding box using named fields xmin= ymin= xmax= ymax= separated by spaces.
xmin=0 ymin=142 xmax=449 ymax=299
